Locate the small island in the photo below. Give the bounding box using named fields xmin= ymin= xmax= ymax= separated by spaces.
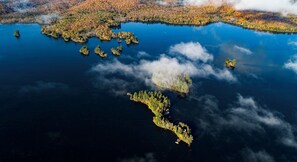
xmin=79 ymin=45 xmax=90 ymax=56
xmin=111 ymin=47 xmax=121 ymax=56
xmin=14 ymin=30 xmax=20 ymax=38
xmin=225 ymin=59 xmax=236 ymax=69
xmin=152 ymin=73 xmax=192 ymax=94
xmin=128 ymin=91 xmax=193 ymax=146
xmin=94 ymin=45 xmax=107 ymax=58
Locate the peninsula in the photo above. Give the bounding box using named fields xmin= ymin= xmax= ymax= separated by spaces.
xmin=40 ymin=0 xmax=297 ymax=43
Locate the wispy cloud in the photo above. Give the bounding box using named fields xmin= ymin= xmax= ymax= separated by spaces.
xmin=234 ymin=45 xmax=253 ymax=55
xmin=284 ymin=55 xmax=297 ymax=74
xmin=195 ymin=94 xmax=297 ymax=149
xmin=119 ymin=152 xmax=157 ymax=162
xmin=241 ymin=148 xmax=275 ymax=162
xmin=137 ymin=51 xmax=150 ymax=58
xmin=91 ymin=60 xmax=143 ymax=96
xmin=37 ymin=13 xmax=60 ymax=24
xmin=93 ymin=59 xmax=135 ymax=76
xmin=228 ymin=95 xmax=297 ymax=148
xmin=288 ymin=41 xmax=297 ymax=47
xmin=254 ymin=31 xmax=273 ymax=36
xmin=196 ymin=64 xmax=237 ymax=82
xmin=19 ymin=81 xmax=69 ymax=93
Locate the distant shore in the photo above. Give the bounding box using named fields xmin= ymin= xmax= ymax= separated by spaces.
xmin=1 ymin=0 xmax=297 ymax=44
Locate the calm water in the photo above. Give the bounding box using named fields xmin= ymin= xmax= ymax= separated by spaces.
xmin=0 ymin=22 xmax=297 ymax=162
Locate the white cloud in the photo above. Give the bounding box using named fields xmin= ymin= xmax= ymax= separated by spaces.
xmin=232 ymin=0 xmax=297 ymax=16
xmin=234 ymin=45 xmax=253 ymax=55
xmin=139 ymin=55 xmax=199 ymax=77
xmin=241 ymin=148 xmax=275 ymax=162
xmin=284 ymin=55 xmax=297 ymax=74
xmin=169 ymin=42 xmax=213 ymax=62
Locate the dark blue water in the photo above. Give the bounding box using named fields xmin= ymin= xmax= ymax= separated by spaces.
xmin=0 ymin=22 xmax=297 ymax=162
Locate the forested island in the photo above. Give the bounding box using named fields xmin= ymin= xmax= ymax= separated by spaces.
xmin=14 ymin=30 xmax=20 ymax=38
xmin=128 ymin=91 xmax=193 ymax=146
xmin=111 ymin=46 xmax=123 ymax=56
xmin=225 ymin=59 xmax=236 ymax=69
xmin=94 ymin=45 xmax=107 ymax=58
xmin=79 ymin=45 xmax=89 ymax=55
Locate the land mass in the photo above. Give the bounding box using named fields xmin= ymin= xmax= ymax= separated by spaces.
xmin=1 ymin=0 xmax=297 ymax=43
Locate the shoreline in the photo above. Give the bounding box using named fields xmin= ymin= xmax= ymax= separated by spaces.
xmin=2 ymin=20 xmax=297 ymax=36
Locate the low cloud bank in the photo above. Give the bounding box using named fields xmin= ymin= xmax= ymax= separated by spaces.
xmin=37 ymin=13 xmax=60 ymax=24
xmin=195 ymin=94 xmax=297 ymax=149
xmin=166 ymin=0 xmax=297 ymax=15
xmin=12 ymin=0 xmax=33 ymax=13
xmin=232 ymin=0 xmax=297 ymax=15
xmin=91 ymin=42 xmax=237 ymax=95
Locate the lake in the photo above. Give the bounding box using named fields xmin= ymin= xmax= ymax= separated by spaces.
xmin=0 ymin=22 xmax=297 ymax=162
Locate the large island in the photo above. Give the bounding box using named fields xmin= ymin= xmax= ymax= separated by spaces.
xmin=128 ymin=91 xmax=193 ymax=146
